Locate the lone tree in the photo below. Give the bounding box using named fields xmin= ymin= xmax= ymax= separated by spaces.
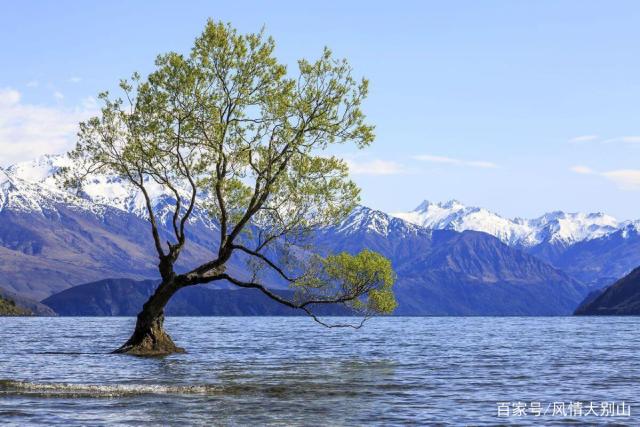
xmin=63 ymin=20 xmax=397 ymax=355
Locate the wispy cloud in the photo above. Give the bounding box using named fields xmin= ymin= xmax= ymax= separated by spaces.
xmin=602 ymin=136 xmax=640 ymax=144
xmin=413 ymin=154 xmax=498 ymax=169
xmin=346 ymin=159 xmax=405 ymax=176
xmin=571 ymin=165 xmax=640 ymax=190
xmin=26 ymin=80 xmax=39 ymax=88
xmin=0 ymin=87 xmax=95 ymax=166
xmin=53 ymin=91 xmax=64 ymax=101
xmin=601 ymin=170 xmax=640 ymax=190
xmin=466 ymin=160 xmax=498 ymax=169
xmin=570 ymin=165 xmax=594 ymax=174
xmin=568 ymin=134 xmax=640 ymax=145
xmin=68 ymin=76 xmax=82 ymax=83
xmin=568 ymin=135 xmax=599 ymax=144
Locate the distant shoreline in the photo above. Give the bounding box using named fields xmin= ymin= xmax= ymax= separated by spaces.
xmin=3 ymin=314 xmax=638 ymax=318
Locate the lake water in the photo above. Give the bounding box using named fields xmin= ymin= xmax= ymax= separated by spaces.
xmin=0 ymin=316 xmax=638 ymax=426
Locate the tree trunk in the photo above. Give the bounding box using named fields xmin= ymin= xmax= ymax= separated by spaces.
xmin=113 ymin=279 xmax=185 ymax=356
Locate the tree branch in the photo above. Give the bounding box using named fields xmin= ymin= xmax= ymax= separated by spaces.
xmin=193 ymin=273 xmax=368 ymax=329
xmin=231 ymin=244 xmax=298 ymax=282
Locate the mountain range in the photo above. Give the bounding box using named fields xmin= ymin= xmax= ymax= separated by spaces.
xmin=2 ymin=154 xmax=639 ymax=315
xmin=393 ymin=200 xmax=640 ymax=287
xmin=393 ymin=199 xmax=623 ymax=247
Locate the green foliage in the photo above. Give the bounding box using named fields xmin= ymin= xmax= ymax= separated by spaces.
xmin=323 ymin=250 xmax=397 ymax=315
xmin=293 ymin=249 xmax=397 ymax=316
xmin=0 ymin=296 xmax=30 ymax=316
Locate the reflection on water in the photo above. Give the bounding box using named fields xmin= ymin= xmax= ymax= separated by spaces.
xmin=1 ymin=316 xmax=639 ymax=425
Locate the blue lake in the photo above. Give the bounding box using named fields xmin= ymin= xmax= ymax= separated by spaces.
xmin=0 ymin=316 xmax=638 ymax=425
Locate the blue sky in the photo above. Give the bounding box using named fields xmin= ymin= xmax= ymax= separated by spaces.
xmin=1 ymin=1 xmax=640 ymax=218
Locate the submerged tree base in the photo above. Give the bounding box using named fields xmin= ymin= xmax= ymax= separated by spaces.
xmin=113 ymin=340 xmax=185 ymax=356
xmin=113 ymin=334 xmax=185 ymax=356
xmin=113 ymin=316 xmax=185 ymax=356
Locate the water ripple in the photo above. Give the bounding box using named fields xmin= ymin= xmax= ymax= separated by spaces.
xmin=0 ymin=316 xmax=639 ymax=426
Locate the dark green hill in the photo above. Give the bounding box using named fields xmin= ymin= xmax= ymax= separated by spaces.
xmin=0 ymin=286 xmax=56 ymax=316
xmin=0 ymin=295 xmax=31 ymax=316
xmin=42 ymin=278 xmax=353 ymax=316
xmin=575 ymin=266 xmax=640 ymax=315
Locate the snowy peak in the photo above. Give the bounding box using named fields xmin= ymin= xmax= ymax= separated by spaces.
xmin=414 ymin=199 xmax=464 ymax=212
xmin=530 ymin=211 xmax=618 ymax=244
xmin=4 ymin=155 xmax=218 ymax=232
xmin=334 ymin=205 xmax=424 ymax=237
xmin=5 ymin=154 xmax=69 ymax=185
xmin=614 ymin=220 xmax=640 ymax=239
xmin=6 ymin=154 xmax=182 ymax=218
xmin=0 ymin=168 xmax=12 ymax=187
xmin=393 ymin=199 xmax=623 ymax=247
xmin=394 ymin=199 xmax=533 ymax=246
xmin=0 ymin=163 xmax=99 ymax=215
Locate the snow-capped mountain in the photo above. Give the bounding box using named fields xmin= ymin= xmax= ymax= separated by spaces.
xmin=0 ymin=156 xmax=230 ymax=300
xmin=333 ymin=205 xmax=426 ymax=237
xmin=4 ymin=154 xmax=217 ymax=231
xmin=619 ymin=220 xmax=640 ymax=238
xmin=316 ymin=205 xmax=589 ymax=315
xmin=1 ymin=163 xmax=101 ymax=215
xmin=3 ymin=154 xmax=640 ymax=314
xmin=393 ymin=199 xmax=620 ymax=247
xmin=6 ymin=154 xmax=175 ymax=217
xmin=4 ymin=156 xmax=634 ymax=250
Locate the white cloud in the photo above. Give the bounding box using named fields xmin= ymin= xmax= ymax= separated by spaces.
xmin=413 ymin=154 xmax=498 ymax=169
xmin=570 ymin=165 xmax=594 ymax=174
xmin=26 ymin=80 xmax=39 ymax=88
xmin=571 ymin=164 xmax=640 ymax=190
xmin=568 ymin=135 xmax=599 ymax=144
xmin=347 ymin=159 xmax=405 ymax=175
xmin=53 ymin=91 xmax=64 ymax=101
xmin=466 ymin=160 xmax=498 ymax=169
xmin=0 ymin=88 xmax=21 ymax=106
xmin=568 ymin=135 xmax=640 ymax=145
xmin=602 ymin=170 xmax=640 ymax=190
xmin=602 ymin=136 xmax=640 ymax=144
xmin=68 ymin=76 xmax=82 ymax=83
xmin=0 ymin=87 xmax=95 ymax=166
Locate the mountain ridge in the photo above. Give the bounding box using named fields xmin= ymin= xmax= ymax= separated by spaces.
xmin=393 ymin=199 xmax=623 ymax=247
xmin=0 ymin=154 xmax=628 ymax=315
xmin=319 ymin=206 xmax=589 ymax=315
xmin=6 ymin=155 xmax=637 ymax=249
